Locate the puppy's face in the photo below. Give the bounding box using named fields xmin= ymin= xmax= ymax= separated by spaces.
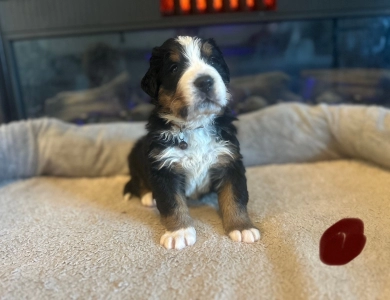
xmin=141 ymin=36 xmax=230 ymax=123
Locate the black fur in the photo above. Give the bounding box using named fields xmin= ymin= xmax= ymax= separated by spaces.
xmin=141 ymin=38 xmax=230 ymax=101
xmin=124 ymin=37 xmax=256 ymax=243
xmin=123 ymin=108 xmax=245 ymax=200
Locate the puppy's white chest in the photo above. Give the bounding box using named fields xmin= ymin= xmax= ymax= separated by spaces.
xmin=157 ymin=128 xmax=233 ymax=199
xmin=181 ymin=132 xmax=219 ymax=199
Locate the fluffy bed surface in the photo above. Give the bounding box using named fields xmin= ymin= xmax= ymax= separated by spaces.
xmin=1 ymin=160 xmax=389 ymax=299
xmin=1 ymin=103 xmax=390 ymax=298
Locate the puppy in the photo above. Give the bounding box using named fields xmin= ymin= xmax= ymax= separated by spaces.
xmin=124 ymin=36 xmax=260 ymax=249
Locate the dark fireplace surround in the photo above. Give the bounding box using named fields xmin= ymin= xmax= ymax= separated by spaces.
xmin=0 ymin=0 xmax=389 ymax=123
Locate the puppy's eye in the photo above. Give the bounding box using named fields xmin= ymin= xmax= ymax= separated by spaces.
xmin=170 ymin=64 xmax=178 ymax=73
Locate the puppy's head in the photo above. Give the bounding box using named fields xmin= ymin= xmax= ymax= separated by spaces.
xmin=142 ymin=36 xmax=230 ymax=124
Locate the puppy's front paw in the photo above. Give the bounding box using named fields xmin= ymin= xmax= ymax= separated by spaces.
xmin=123 ymin=193 xmax=131 ymax=202
xmin=141 ymin=192 xmax=156 ymax=207
xmin=229 ymin=228 xmax=260 ymax=243
xmin=160 ymin=227 xmax=196 ymax=250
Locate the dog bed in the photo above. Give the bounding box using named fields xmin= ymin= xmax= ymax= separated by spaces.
xmin=1 ymin=103 xmax=389 ymax=299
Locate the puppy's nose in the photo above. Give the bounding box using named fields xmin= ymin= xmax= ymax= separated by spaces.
xmin=194 ymin=75 xmax=214 ymax=93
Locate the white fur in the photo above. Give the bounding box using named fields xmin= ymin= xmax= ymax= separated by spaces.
xmin=152 ymin=126 xmax=235 ymax=200
xmin=123 ymin=193 xmax=131 ymax=202
xmin=141 ymin=192 xmax=156 ymax=207
xmin=160 ymin=227 xmax=196 ymax=250
xmin=151 ymin=37 xmax=236 ymax=200
xmin=229 ymin=228 xmax=261 ymax=243
xmin=175 ymin=36 xmax=229 ymax=118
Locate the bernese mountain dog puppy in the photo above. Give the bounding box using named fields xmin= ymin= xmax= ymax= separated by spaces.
xmin=124 ymin=36 xmax=260 ymax=249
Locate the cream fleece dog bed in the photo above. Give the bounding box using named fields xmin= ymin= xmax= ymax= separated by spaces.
xmin=1 ymin=103 xmax=390 ymax=299
xmin=1 ymin=103 xmax=390 ymax=179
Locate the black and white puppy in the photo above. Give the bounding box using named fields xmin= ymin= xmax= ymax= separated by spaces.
xmin=124 ymin=36 xmax=260 ymax=249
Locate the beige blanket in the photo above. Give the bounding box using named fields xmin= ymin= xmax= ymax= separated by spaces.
xmin=1 ymin=160 xmax=389 ymax=299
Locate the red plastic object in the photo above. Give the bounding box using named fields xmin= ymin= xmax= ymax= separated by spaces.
xmin=320 ymin=218 xmax=366 ymax=266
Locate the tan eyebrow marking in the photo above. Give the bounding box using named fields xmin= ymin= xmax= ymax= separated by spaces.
xmin=170 ymin=51 xmax=180 ymax=62
xmin=202 ymin=42 xmax=213 ymax=57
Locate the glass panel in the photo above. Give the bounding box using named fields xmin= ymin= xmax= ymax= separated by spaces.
xmin=11 ymin=16 xmax=390 ymax=124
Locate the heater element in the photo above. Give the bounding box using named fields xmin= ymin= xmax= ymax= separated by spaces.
xmin=180 ymin=0 xmax=191 ymax=13
xmin=230 ymin=0 xmax=239 ymax=10
xmin=247 ymin=0 xmax=255 ymax=9
xmin=214 ymin=0 xmax=223 ymax=11
xmin=196 ymin=0 xmax=207 ymax=12
xmin=264 ymin=0 xmax=276 ymax=9
xmin=161 ymin=0 xmax=276 ymax=15
xmin=161 ymin=0 xmax=174 ymax=14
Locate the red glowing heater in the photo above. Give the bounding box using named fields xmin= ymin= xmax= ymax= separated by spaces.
xmin=263 ymin=0 xmax=276 ymax=10
xmin=180 ymin=0 xmax=191 ymax=14
xmin=160 ymin=0 xmax=276 ymax=15
xmin=247 ymin=0 xmax=255 ymax=9
xmin=214 ymin=0 xmax=223 ymax=11
xmin=161 ymin=0 xmax=174 ymax=15
xmin=196 ymin=0 xmax=207 ymax=13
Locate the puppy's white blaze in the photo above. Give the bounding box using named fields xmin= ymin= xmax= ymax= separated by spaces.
xmin=176 ymin=36 xmax=202 ymax=63
xmin=160 ymin=227 xmax=196 ymax=250
xmin=176 ymin=36 xmax=228 ymax=111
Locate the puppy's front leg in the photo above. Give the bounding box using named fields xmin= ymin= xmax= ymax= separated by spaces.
xmin=217 ymin=163 xmax=260 ymax=243
xmin=150 ymin=168 xmax=195 ymax=250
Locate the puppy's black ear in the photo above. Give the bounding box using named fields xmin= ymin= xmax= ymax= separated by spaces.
xmin=205 ymin=38 xmax=230 ymax=84
xmin=141 ymin=47 xmax=162 ymax=99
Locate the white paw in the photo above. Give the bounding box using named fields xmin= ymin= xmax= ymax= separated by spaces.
xmin=160 ymin=227 xmax=196 ymax=250
xmin=141 ymin=192 xmax=156 ymax=207
xmin=229 ymin=228 xmax=260 ymax=243
xmin=123 ymin=193 xmax=131 ymax=202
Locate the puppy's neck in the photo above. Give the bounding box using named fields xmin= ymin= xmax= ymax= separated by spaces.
xmin=160 ymin=113 xmax=216 ymax=131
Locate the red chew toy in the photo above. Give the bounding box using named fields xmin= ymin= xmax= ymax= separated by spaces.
xmin=320 ymin=218 xmax=366 ymax=266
